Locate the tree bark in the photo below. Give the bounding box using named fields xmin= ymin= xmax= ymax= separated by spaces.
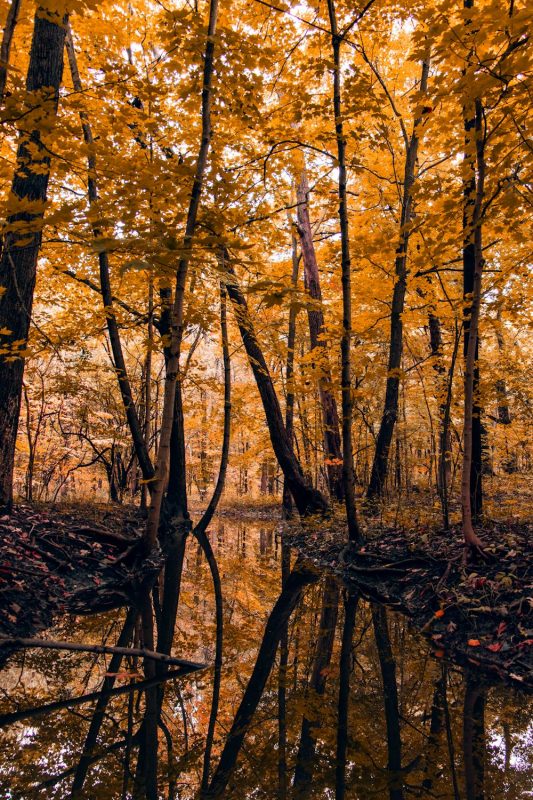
xmin=0 ymin=8 xmax=68 ymax=512
xmin=326 ymin=0 xmax=362 ymax=543
xmin=366 ymin=57 xmax=430 ymax=505
xmin=282 ymin=222 xmax=300 ymax=517
xmin=296 ymin=169 xmax=344 ymax=501
xmin=145 ymin=0 xmax=218 ymax=552
xmin=461 ymin=97 xmax=486 ymax=552
xmin=463 ymin=0 xmax=484 ymax=521
xmin=195 ymin=285 xmax=231 ymax=538
xmin=222 ymin=252 xmax=328 ymax=517
xmin=0 ymin=0 xmax=21 ymax=99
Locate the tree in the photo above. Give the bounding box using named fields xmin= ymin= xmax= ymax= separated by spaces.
xmin=0 ymin=5 xmax=68 ymax=511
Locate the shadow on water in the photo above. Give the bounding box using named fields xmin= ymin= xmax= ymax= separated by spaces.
xmin=0 ymin=517 xmax=531 ymax=799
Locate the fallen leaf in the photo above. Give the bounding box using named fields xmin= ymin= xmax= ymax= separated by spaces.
xmin=468 ymin=639 xmax=481 ymax=647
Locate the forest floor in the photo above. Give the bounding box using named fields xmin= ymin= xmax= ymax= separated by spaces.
xmin=1 ymin=499 xmax=531 ymax=689
xmin=0 ymin=503 xmax=149 ymax=664
xmin=283 ymin=513 xmax=532 ymax=689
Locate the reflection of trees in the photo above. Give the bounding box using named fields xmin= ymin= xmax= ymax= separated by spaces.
xmin=1 ymin=526 xmax=532 ymax=800
xmin=293 ymin=575 xmax=340 ymax=797
xmin=371 ymin=604 xmax=404 ymax=800
xmin=463 ymin=672 xmax=487 ymax=800
xmin=204 ymin=558 xmax=320 ymax=799
xmin=335 ymin=591 xmax=358 ymax=800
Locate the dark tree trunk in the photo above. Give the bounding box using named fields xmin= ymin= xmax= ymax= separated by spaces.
xmin=326 ymin=0 xmax=362 ymax=543
xmin=0 ymin=8 xmax=68 ymax=512
xmin=282 ymin=224 xmax=300 ymax=517
xmin=422 ymin=673 xmax=446 ymax=791
xmin=463 ymin=0 xmax=483 ymax=522
xmin=293 ymin=576 xmax=340 ymax=795
xmin=367 ymin=58 xmax=430 ymax=505
xmin=204 ymin=560 xmax=320 ymax=799
xmin=296 ymin=170 xmax=344 ymax=501
xmin=335 ymin=592 xmax=358 ymax=800
xmin=428 ymin=310 xmax=457 ymax=529
xmin=0 ymin=0 xmax=21 ymax=99
xmin=223 ymin=254 xmax=328 ymax=517
xmin=66 ymin=26 xmax=154 ymax=487
xmin=277 ymin=542 xmax=291 ymax=799
xmin=372 ymin=605 xmax=403 ymax=800
xmin=463 ymin=673 xmax=486 ymax=800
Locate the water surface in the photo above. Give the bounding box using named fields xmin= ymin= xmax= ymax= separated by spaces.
xmin=0 ymin=517 xmax=531 ymax=798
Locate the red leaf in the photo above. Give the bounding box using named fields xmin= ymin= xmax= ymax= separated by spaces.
xmin=497 ymin=622 xmax=507 ymax=637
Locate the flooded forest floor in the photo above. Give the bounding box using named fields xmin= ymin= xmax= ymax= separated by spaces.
xmin=1 ymin=499 xmax=531 ymax=688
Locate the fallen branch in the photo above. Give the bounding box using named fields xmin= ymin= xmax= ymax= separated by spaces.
xmin=0 ymin=665 xmax=202 ymax=727
xmin=0 ymin=637 xmax=204 ymax=669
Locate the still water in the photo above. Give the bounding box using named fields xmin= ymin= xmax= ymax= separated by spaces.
xmin=0 ymin=518 xmax=531 ymax=799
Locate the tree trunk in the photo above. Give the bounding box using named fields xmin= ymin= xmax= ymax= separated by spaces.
xmin=494 ymin=310 xmax=511 ymax=426
xmin=367 ymin=57 xmax=430 ymax=505
xmin=335 ymin=592 xmax=358 ymax=800
xmin=461 ymin=97 xmax=486 ymax=552
xmin=204 ymin=560 xmax=320 ymax=799
xmin=296 ymin=169 xmax=344 ymax=501
xmin=0 ymin=8 xmax=68 ymax=512
xmin=372 ymin=605 xmax=403 ymax=800
xmin=0 ymin=0 xmax=21 ymax=99
xmin=66 ymin=25 xmax=154 ymax=486
xmin=145 ymin=0 xmax=218 ymax=552
xmin=463 ymin=0 xmax=483 ymax=521
xmin=293 ymin=576 xmax=340 ymax=795
xmin=223 ymin=253 xmax=328 ymax=517
xmin=326 ymin=0 xmax=362 ymax=544
xmin=463 ymin=673 xmax=486 ymax=800
xmin=194 ymin=284 xmax=232 ymax=538
xmin=282 ymin=223 xmax=300 ymax=517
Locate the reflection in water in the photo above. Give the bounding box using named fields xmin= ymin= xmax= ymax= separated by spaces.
xmin=0 ymin=518 xmax=531 ymax=799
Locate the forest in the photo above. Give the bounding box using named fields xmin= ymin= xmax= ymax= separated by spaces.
xmin=0 ymin=0 xmax=531 ymax=797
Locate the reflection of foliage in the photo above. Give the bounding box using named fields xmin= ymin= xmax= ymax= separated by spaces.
xmin=1 ymin=521 xmax=531 ymax=798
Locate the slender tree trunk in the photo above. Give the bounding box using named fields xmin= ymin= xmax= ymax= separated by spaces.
xmin=421 ymin=673 xmax=446 ymax=791
xmin=204 ymin=560 xmax=320 ymax=799
xmin=372 ymin=605 xmax=403 ymax=800
xmin=222 ymin=253 xmax=328 ymax=517
xmin=194 ymin=285 xmax=231 ymax=537
xmin=0 ymin=8 xmax=68 ymax=512
xmin=296 ymin=169 xmax=344 ymax=501
xmin=463 ymin=673 xmax=486 ymax=800
xmin=293 ymin=576 xmax=340 ymax=796
xmin=0 ymin=0 xmax=21 ymax=99
xmin=277 ymin=542 xmax=291 ymax=799
xmin=141 ymin=275 xmax=154 ymax=510
xmin=494 ymin=310 xmax=511 ymax=426
xmin=367 ymin=57 xmax=430 ymax=505
xmin=461 ymin=97 xmax=486 ymax=552
xmin=326 ymin=0 xmax=362 ymax=543
xmin=282 ymin=223 xmax=300 ymax=517
xmin=429 ymin=311 xmax=459 ymax=530
xmin=70 ymin=607 xmax=138 ymax=796
xmin=145 ymin=0 xmax=218 ymax=552
xmin=66 ymin=26 xmax=154 ymax=485
xmin=335 ymin=592 xmax=358 ymax=800
xmin=463 ymin=0 xmax=483 ymax=521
